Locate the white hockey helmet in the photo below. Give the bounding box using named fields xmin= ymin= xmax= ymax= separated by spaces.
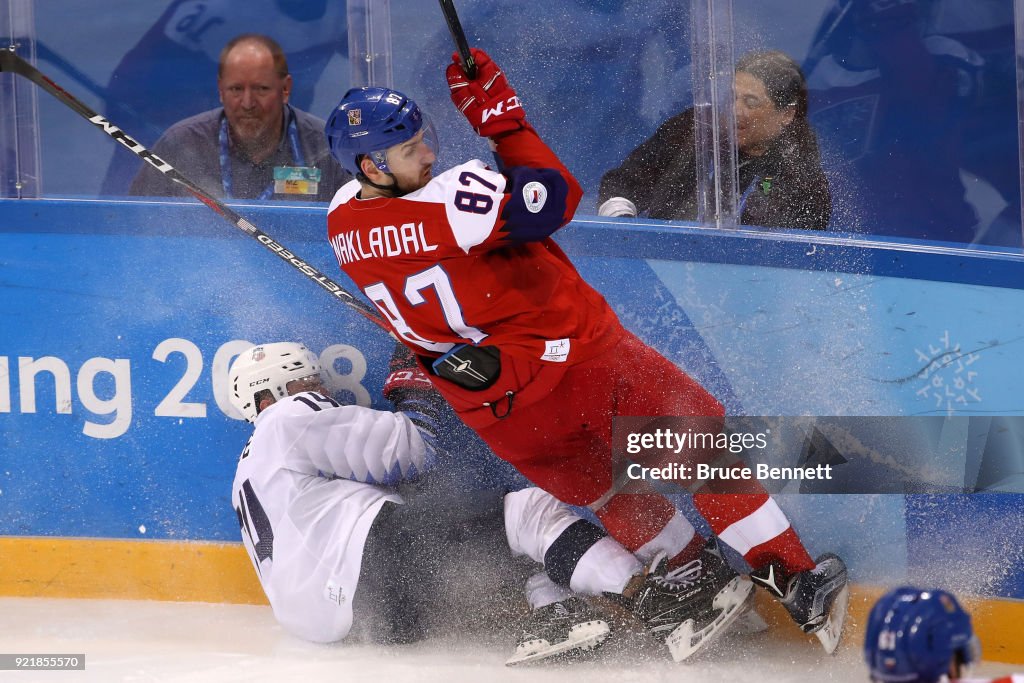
xmin=229 ymin=342 xmax=325 ymax=422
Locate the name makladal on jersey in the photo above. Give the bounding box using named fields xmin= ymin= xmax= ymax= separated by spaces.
xmin=330 ymin=222 xmax=438 ymax=265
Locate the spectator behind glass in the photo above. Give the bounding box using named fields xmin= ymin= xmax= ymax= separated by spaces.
xmin=102 ymin=0 xmax=348 ymax=196
xmin=129 ymin=34 xmax=349 ymax=202
xmin=598 ymin=50 xmax=831 ymax=231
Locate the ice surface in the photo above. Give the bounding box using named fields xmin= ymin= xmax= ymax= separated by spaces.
xmin=1 ymin=597 xmax=1017 ymax=683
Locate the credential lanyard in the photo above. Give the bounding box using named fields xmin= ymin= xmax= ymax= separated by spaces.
xmin=219 ymin=106 xmax=305 ymax=200
xmin=737 ymin=174 xmax=761 ymax=216
xmin=706 ymin=167 xmax=760 ymax=219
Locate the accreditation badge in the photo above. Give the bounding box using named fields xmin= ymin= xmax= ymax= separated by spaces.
xmin=273 ymin=166 xmax=322 ymax=195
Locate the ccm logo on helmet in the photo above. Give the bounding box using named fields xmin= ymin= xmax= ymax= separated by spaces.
xmin=481 ymin=95 xmax=522 ymax=123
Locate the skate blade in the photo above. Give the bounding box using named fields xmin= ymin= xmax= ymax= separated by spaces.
xmin=726 ymin=588 xmax=768 ymax=636
xmin=730 ymin=603 xmax=769 ymax=635
xmin=666 ymin=576 xmax=754 ymax=662
xmin=814 ymin=583 xmax=850 ymax=655
xmin=505 ymin=620 xmax=610 ymax=666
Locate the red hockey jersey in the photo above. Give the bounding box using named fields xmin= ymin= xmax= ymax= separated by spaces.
xmin=326 ymin=127 xmax=619 ymax=366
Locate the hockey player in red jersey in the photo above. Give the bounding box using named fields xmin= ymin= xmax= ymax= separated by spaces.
xmin=864 ymin=585 xmax=1020 ymax=683
xmin=323 ymin=47 xmax=848 ymax=659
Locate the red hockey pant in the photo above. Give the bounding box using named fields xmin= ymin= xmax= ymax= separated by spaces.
xmin=474 ymin=330 xmax=814 ymax=572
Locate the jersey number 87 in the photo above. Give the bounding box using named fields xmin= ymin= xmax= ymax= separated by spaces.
xmin=365 ymin=264 xmax=488 ymax=354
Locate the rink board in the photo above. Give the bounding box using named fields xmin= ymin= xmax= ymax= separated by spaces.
xmin=2 ymin=535 xmax=1022 ymax=664
xmin=1 ymin=198 xmax=1024 ymax=639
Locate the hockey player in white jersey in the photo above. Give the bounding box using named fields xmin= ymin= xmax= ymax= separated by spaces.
xmin=230 ymin=341 xmax=426 ymax=644
xmin=229 ymin=341 xmax=746 ymax=664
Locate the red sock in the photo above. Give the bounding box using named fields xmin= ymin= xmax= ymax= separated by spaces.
xmin=693 ymin=493 xmax=815 ymax=574
xmin=745 ymin=528 xmax=815 ymax=574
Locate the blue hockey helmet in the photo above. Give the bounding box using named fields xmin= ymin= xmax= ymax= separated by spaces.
xmin=864 ymin=586 xmax=980 ymax=683
xmin=325 ymin=86 xmax=433 ymax=177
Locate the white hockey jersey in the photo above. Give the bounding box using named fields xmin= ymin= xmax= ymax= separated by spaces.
xmin=231 ymin=391 xmax=435 ymax=643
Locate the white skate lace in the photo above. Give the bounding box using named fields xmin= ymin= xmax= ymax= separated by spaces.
xmin=654 ymin=559 xmax=703 ymax=589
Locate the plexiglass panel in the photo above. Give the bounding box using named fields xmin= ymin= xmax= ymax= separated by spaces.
xmin=3 ymin=0 xmax=1022 ymax=251
xmin=691 ymin=0 xmax=739 ymax=227
xmin=347 ymin=0 xmax=393 ymax=88
xmin=4 ymin=0 xmax=350 ymax=199
xmin=730 ymin=0 xmax=1021 ymax=247
xmin=386 ymin=0 xmax=695 ymax=215
xmin=0 ymin=0 xmax=41 ymax=198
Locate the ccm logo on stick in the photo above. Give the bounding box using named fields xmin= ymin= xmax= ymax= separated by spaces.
xmin=88 ymin=115 xmax=173 ymax=173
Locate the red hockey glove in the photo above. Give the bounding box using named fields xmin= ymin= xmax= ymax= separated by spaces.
xmin=446 ymin=47 xmax=525 ymax=138
xmin=387 ymin=341 xmax=419 ymax=374
xmin=382 ymin=343 xmax=435 ymax=404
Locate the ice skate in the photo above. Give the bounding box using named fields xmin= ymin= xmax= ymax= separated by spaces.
xmin=750 ymin=552 xmax=850 ymax=654
xmin=505 ymin=596 xmax=610 ymax=666
xmin=625 ymin=537 xmax=754 ymax=662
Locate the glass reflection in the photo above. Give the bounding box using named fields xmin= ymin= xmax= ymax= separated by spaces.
xmin=803 ymin=0 xmax=1020 ymax=247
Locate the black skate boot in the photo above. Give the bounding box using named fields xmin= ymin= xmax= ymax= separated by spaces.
xmin=750 ymin=553 xmax=850 ymax=654
xmin=505 ymin=596 xmax=610 ymax=666
xmin=625 ymin=537 xmax=753 ymax=662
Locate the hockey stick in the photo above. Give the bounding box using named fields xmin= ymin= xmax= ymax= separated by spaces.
xmin=437 ymin=0 xmax=508 ymax=171
xmin=438 ymin=0 xmax=477 ymax=78
xmin=0 ymin=46 xmax=389 ymax=332
xmin=35 ymin=42 xmax=163 ymax=142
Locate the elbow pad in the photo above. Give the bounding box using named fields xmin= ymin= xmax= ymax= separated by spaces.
xmin=499 ymin=166 xmax=570 ymax=242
